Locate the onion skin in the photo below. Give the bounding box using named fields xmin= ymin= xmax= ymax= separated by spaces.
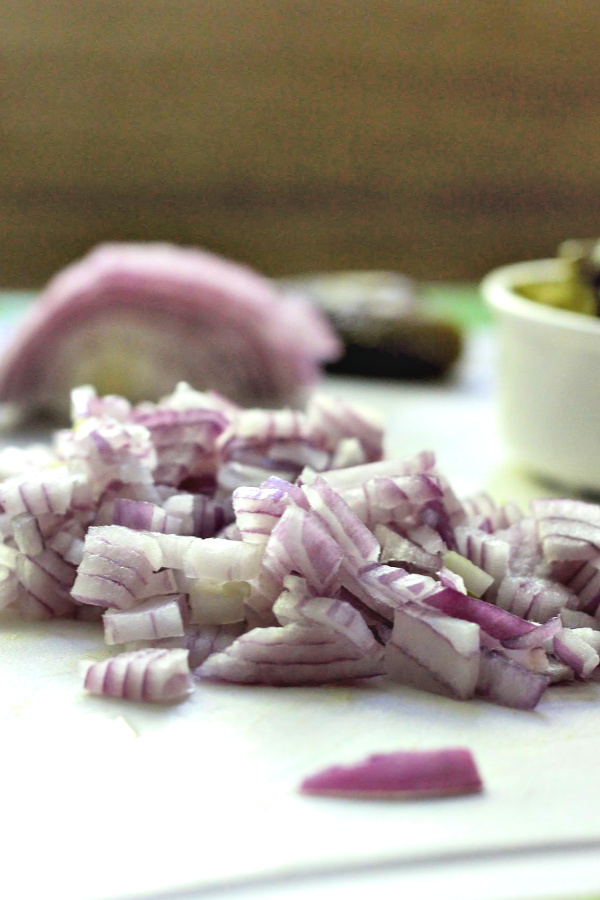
xmin=300 ymin=748 xmax=482 ymax=799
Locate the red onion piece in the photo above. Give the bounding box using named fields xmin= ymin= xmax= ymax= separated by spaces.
xmin=476 ymin=649 xmax=549 ymax=710
xmin=300 ymin=747 xmax=482 ymax=798
xmin=197 ymin=623 xmax=384 ymax=685
xmin=273 ymin=579 xmax=383 ymax=656
xmin=453 ymin=526 xmax=511 ymax=587
xmin=0 ymin=565 xmax=20 ymax=610
xmin=552 ymin=627 xmax=600 ymax=680
xmin=0 ymin=468 xmax=83 ymax=517
xmin=423 ymin=585 xmax=537 ymax=642
xmin=232 ymin=482 xmax=293 ymax=545
xmin=309 ymin=451 xmax=437 ymax=493
xmin=182 ymin=536 xmax=263 ymax=582
xmin=502 ymin=616 xmax=562 ymax=650
xmin=495 ymin=575 xmax=577 ymax=623
xmin=82 ymin=647 xmax=193 ymax=703
xmin=188 ymin=578 xmax=249 ymax=626
xmin=301 ymin=474 xmax=380 ymax=567
xmin=385 ymin=602 xmax=480 ymax=700
xmin=103 ymin=593 xmax=188 ymax=645
xmin=304 ymin=394 xmax=384 ymax=464
xmin=461 ymin=491 xmax=523 ymax=532
xmin=246 ymin=505 xmax=344 ymax=622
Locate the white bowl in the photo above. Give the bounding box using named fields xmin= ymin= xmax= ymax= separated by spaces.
xmin=481 ymin=258 xmax=600 ymax=493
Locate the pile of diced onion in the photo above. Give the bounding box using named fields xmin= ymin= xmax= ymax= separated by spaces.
xmin=1 ymin=381 xmax=600 ymax=710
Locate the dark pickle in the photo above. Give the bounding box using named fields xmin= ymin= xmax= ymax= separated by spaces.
xmin=517 ymin=238 xmax=600 ymax=316
xmin=279 ymin=271 xmax=462 ymax=380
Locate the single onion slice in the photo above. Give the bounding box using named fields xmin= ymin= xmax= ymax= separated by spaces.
xmin=82 ymin=647 xmax=193 ymax=703
xmin=502 ymin=616 xmax=562 ymax=649
xmin=307 ymin=450 xmax=437 ymax=493
xmin=442 ymin=551 xmax=495 ymax=598
xmin=0 ymin=242 xmax=342 ymax=419
xmin=300 ymin=747 xmax=483 ymax=799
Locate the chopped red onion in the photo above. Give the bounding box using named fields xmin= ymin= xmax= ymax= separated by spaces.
xmin=0 ymin=565 xmax=20 ymax=610
xmin=300 ymin=747 xmax=483 ymax=798
xmin=12 ymin=513 xmax=45 ymax=557
xmin=232 ymin=482 xmax=293 ymax=545
xmin=501 ymin=616 xmax=562 ymax=650
xmin=441 ymin=550 xmax=495 ymax=597
xmin=495 ymin=575 xmax=577 ymax=623
xmin=461 ymin=491 xmax=523 ymax=532
xmin=7 ymin=380 xmax=600 ymax=716
xmin=301 ymin=474 xmax=380 ymax=567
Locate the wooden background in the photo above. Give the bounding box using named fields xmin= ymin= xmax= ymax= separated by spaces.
xmin=2 ymin=1 xmax=600 ymax=287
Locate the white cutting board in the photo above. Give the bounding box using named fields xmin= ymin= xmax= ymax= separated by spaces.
xmin=2 ymin=332 xmax=599 ymax=900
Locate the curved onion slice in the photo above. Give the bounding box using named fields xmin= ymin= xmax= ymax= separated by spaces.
xmin=300 ymin=747 xmax=483 ymax=799
xmin=0 ymin=243 xmax=341 ymax=419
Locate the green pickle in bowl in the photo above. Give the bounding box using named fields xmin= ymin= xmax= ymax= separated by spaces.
xmin=516 ymin=238 xmax=600 ymax=316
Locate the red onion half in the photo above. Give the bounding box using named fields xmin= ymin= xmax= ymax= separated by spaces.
xmin=0 ymin=243 xmax=342 ymax=418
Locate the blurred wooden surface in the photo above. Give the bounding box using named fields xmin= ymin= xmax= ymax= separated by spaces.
xmin=2 ymin=1 xmax=599 ymax=287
